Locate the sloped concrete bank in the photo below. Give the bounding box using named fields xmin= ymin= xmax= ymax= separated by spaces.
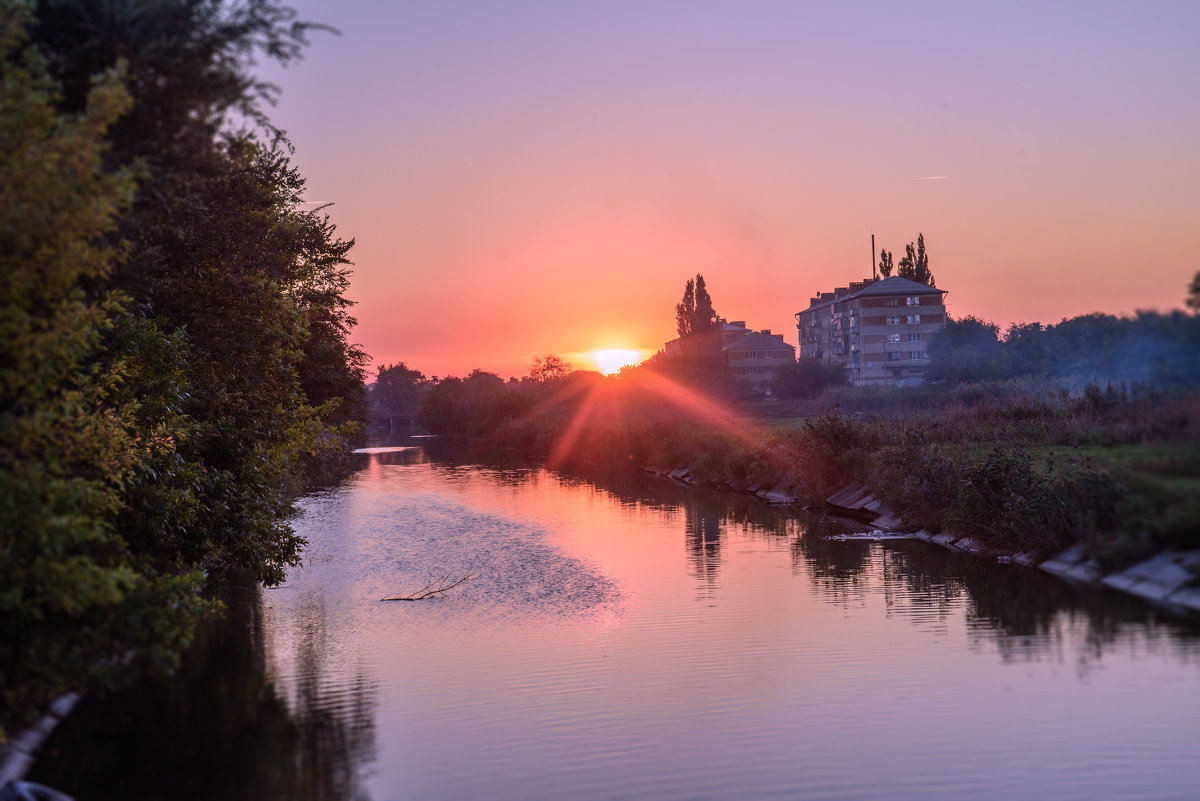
xmin=644 ymin=466 xmax=1200 ymax=615
xmin=0 ymin=692 xmax=78 ymax=800
xmin=825 ymin=482 xmax=1200 ymax=614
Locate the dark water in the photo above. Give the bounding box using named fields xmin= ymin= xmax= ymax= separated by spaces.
xmin=35 ymin=448 xmax=1200 ymax=800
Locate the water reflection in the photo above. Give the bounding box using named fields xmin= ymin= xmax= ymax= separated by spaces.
xmin=794 ymin=534 xmax=1200 ymax=671
xmin=684 ymin=499 xmax=723 ymax=595
xmin=32 ymin=582 xmax=376 ymax=801
xmin=36 ymin=447 xmax=1199 ymax=800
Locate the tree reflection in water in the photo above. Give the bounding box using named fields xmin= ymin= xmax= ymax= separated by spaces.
xmin=795 ymin=533 xmax=1200 ymax=673
xmin=31 ymin=581 xmax=376 ymax=801
xmin=435 ymin=448 xmax=1200 ymax=672
xmin=684 ymin=500 xmax=723 ymax=597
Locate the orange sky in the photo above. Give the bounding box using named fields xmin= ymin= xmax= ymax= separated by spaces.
xmin=260 ymin=2 xmax=1200 ymax=379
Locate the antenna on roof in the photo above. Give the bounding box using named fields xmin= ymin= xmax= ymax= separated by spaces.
xmin=871 ymin=234 xmax=876 ymax=280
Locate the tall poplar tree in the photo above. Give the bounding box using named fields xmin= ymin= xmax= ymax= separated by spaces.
xmin=675 ymin=273 xmax=719 ymax=338
xmin=879 ymin=249 xmax=894 ymax=278
xmin=897 ymin=233 xmax=934 ymax=286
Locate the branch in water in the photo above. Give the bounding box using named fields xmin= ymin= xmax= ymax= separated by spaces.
xmin=381 ymin=574 xmax=474 ymax=601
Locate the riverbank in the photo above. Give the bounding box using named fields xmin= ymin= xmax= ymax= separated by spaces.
xmin=421 ymin=376 xmax=1200 ymax=595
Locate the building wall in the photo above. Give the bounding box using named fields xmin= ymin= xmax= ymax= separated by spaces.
xmin=726 ymin=341 xmax=795 ymax=391
xmin=797 ymin=286 xmax=946 ymax=387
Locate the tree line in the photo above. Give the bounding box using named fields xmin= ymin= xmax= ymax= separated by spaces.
xmin=926 ymin=311 xmax=1200 ymax=386
xmin=1 ymin=0 xmax=366 ymax=736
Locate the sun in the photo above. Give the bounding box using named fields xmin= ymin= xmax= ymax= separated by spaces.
xmin=590 ymin=348 xmax=643 ymax=375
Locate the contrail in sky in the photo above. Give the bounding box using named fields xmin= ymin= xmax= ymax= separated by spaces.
xmin=917 ymin=176 xmax=947 ymax=180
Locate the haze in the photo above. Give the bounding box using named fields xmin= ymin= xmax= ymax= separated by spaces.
xmin=259 ymin=1 xmax=1200 ymax=378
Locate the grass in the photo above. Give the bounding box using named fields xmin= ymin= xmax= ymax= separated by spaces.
xmin=448 ymin=374 xmax=1200 ymax=571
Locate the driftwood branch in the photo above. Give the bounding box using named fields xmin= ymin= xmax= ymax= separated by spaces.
xmin=381 ymin=574 xmax=474 ymax=601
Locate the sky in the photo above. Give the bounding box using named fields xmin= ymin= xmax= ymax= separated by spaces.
xmin=257 ymin=1 xmax=1200 ymax=379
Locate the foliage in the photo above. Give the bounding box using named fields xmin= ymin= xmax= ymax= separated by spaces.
xmin=1187 ymin=269 xmax=1200 ymax=313
xmin=371 ymin=362 xmax=428 ymax=418
xmin=770 ymin=358 xmax=849 ymax=399
xmin=0 ymin=11 xmax=211 ymax=735
xmin=2 ymin=0 xmax=368 ymax=733
xmin=896 ymin=233 xmax=934 ymax=286
xmin=878 ymin=248 xmax=893 ymax=278
xmin=674 ymin=273 xmax=718 ymax=338
xmin=925 ymin=315 xmax=1002 ymax=382
xmin=927 ymin=310 xmax=1200 ymax=387
xmin=528 ymin=354 xmax=571 ymax=384
xmin=419 ymin=370 xmax=533 ymax=441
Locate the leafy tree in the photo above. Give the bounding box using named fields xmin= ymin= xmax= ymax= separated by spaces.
xmin=1188 ymin=270 xmax=1200 ymax=313
xmin=675 ymin=273 xmax=718 ymax=338
xmin=419 ymin=370 xmax=531 ymax=438
xmin=2 ymin=0 xmax=369 ymax=733
xmin=770 ymin=358 xmax=849 ymax=399
xmin=371 ymin=362 xmax=428 ymax=418
xmin=529 ymin=354 xmax=571 ymax=383
xmin=27 ymin=0 xmax=367 ymax=586
xmin=675 ymin=278 xmax=696 ymax=338
xmin=693 ymin=274 xmax=718 ymax=334
xmin=1000 ymin=322 xmax=1048 ymax=377
xmin=878 ymin=249 xmax=894 ymax=278
xmin=0 ymin=9 xmax=209 ymax=733
xmin=897 ymin=233 xmax=934 ymax=286
xmin=926 ymin=315 xmax=1001 ymax=382
xmin=668 ymin=274 xmax=726 ymax=386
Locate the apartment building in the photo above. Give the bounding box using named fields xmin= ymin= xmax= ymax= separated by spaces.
xmin=725 ymin=330 xmax=796 ymax=392
xmin=663 ymin=318 xmax=796 ymax=392
xmin=795 ymin=276 xmax=947 ymax=386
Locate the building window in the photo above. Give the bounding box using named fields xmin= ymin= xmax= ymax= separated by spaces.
xmin=913 ymin=350 xmax=928 ymax=360
xmin=888 ymin=351 xmax=904 ymax=361
xmin=907 ymin=332 xmax=922 ymax=342
xmin=906 ymin=296 xmax=920 ymax=306
xmin=887 ymin=333 xmax=900 ymax=343
xmin=886 ymin=316 xmax=899 ymax=326
xmin=886 ymin=297 xmax=900 ymax=307
xmin=906 ymin=315 xmax=920 ymax=324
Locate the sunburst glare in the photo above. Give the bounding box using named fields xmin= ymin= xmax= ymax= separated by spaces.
xmin=590 ymin=349 xmax=643 ymax=375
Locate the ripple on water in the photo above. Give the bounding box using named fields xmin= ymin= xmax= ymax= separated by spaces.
xmin=292 ymin=487 xmax=623 ymax=624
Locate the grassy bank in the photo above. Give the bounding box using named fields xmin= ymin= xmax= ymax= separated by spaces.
xmin=429 ymin=374 xmax=1200 ymax=570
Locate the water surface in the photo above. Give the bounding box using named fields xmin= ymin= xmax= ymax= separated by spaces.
xmin=36 ymin=448 xmax=1200 ymax=800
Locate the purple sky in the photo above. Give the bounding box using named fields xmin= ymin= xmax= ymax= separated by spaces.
xmin=258 ymin=1 xmax=1200 ymax=377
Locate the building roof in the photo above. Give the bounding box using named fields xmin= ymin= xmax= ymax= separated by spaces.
xmin=724 ymin=331 xmax=795 ymax=351
xmin=798 ymin=275 xmax=945 ymax=317
xmin=848 ymin=275 xmax=944 ymax=298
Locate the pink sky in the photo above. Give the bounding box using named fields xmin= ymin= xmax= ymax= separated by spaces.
xmin=259 ymin=1 xmax=1200 ymax=379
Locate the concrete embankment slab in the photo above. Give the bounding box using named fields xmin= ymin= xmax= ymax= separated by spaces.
xmin=1101 ymin=551 xmax=1200 ymax=609
xmin=1039 ymin=545 xmax=1103 ymax=583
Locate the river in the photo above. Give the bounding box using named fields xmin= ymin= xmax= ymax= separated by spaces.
xmin=33 ymin=446 xmax=1200 ymax=800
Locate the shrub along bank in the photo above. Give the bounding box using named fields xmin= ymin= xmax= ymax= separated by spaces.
xmin=421 ymin=373 xmax=1200 ymax=572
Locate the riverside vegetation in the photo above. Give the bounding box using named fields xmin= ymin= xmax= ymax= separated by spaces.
xmin=1 ymin=1 xmax=366 ymax=738
xmin=394 ymin=276 xmax=1200 ymax=581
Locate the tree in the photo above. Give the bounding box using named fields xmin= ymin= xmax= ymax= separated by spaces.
xmin=418 ymin=370 xmax=531 ymax=438
xmin=925 ymin=315 xmax=1001 ymax=382
xmin=529 ymin=354 xmax=571 ymax=383
xmin=28 ymin=0 xmax=368 ymax=587
xmin=4 ymin=0 xmax=369 ymax=732
xmin=372 ymin=363 xmax=427 ymax=418
xmin=770 ymin=358 xmax=849 ymax=399
xmin=693 ymin=274 xmax=718 ymax=334
xmin=675 ymin=273 xmax=719 ymax=338
xmin=0 ymin=8 xmax=209 ymax=734
xmin=897 ymin=233 xmax=934 ymax=286
xmin=675 ymin=278 xmax=696 ymax=337
xmin=1188 ymin=270 xmax=1200 ymax=313
xmin=879 ymin=249 xmax=894 ymax=278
